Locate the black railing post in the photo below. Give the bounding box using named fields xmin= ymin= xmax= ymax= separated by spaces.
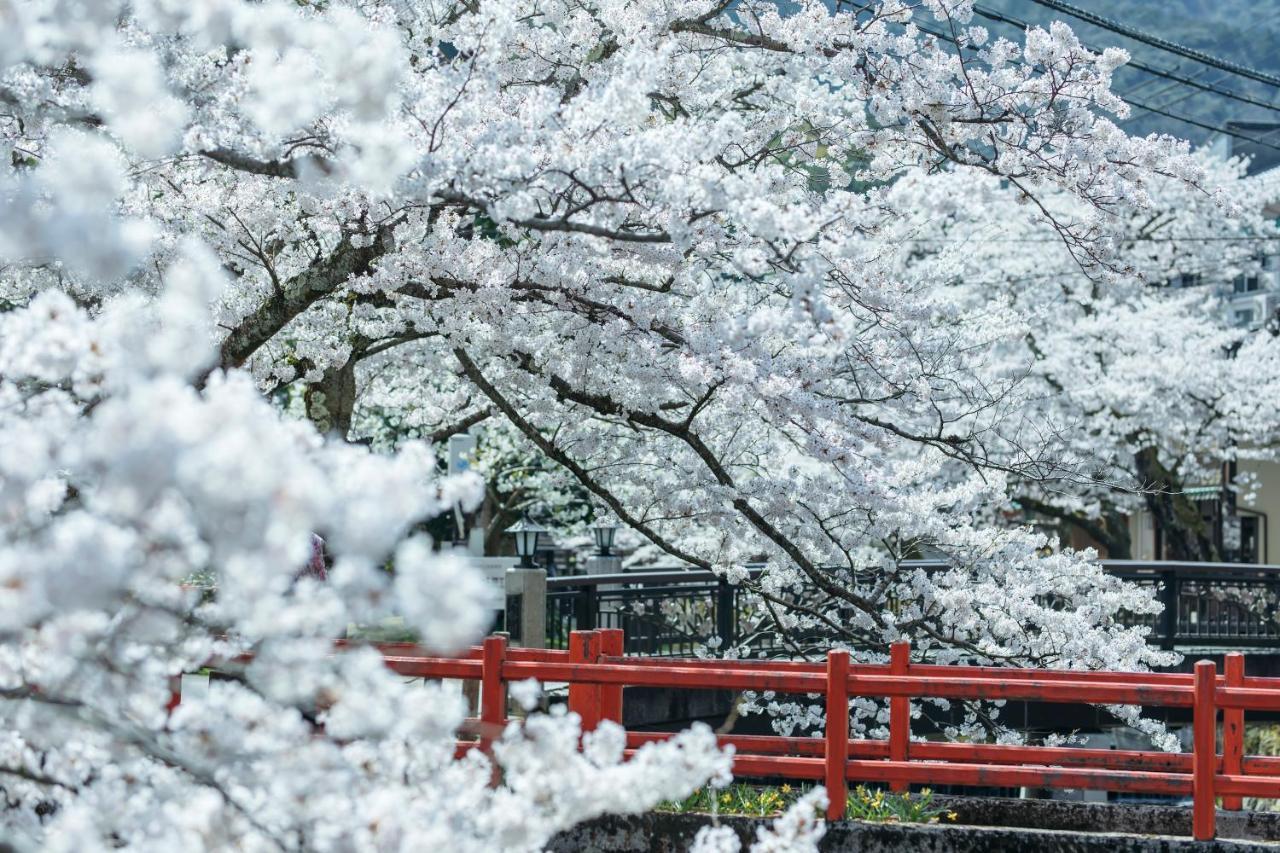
xmin=1160 ymin=569 xmax=1178 ymax=649
xmin=576 ymin=583 xmax=597 ymax=631
xmin=716 ymin=577 xmax=735 ymax=649
xmin=504 ymin=593 xmax=520 ymax=640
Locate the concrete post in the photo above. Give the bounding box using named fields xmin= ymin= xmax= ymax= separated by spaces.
xmin=585 ymin=555 xmax=623 ymax=616
xmin=584 ymin=555 xmax=622 ymax=577
xmin=505 ymin=568 xmax=547 ymax=648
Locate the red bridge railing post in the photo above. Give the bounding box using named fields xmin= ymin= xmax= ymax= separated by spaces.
xmin=1193 ymin=659 xmax=1217 ymax=841
xmin=1222 ymin=653 xmax=1245 ymax=811
xmin=889 ymin=641 xmax=910 ymax=792
xmin=480 ymin=633 xmax=508 ymax=781
xmin=166 ymin=675 xmax=182 ymax=713
xmin=377 ymin=628 xmax=1280 ymax=842
xmin=568 ymin=630 xmax=602 ymax=732
xmin=825 ymin=649 xmax=850 ymax=820
xmin=599 ymin=628 xmax=625 ymax=725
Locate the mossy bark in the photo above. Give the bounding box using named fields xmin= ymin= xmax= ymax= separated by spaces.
xmin=304 ymin=358 xmax=359 ymax=440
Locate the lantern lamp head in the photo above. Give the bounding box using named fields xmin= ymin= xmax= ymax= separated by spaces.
xmin=506 ymin=517 xmax=548 ymax=568
xmin=590 ymin=518 xmax=620 ymax=556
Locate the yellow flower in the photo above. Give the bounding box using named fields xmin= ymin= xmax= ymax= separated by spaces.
xmin=780 ymin=784 xmax=792 ymax=795
xmin=947 ymin=811 xmax=958 ymax=822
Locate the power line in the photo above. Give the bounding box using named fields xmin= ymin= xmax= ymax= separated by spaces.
xmin=1122 ymin=93 xmax=1280 ymax=153
xmin=1022 ymin=0 xmax=1280 ymax=89
xmin=1126 ymin=75 xmax=1236 ymax=124
xmin=1116 ymin=65 xmax=1215 ymax=104
xmin=1115 ymin=69 xmax=1181 ymax=100
xmin=971 ymin=4 xmax=1280 ymax=116
xmin=902 ymin=11 xmax=1280 ymax=155
xmin=1125 ymin=76 xmax=1215 ymax=117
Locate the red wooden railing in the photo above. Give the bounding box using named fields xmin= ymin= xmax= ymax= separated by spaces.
xmin=175 ymin=629 xmax=1280 ymax=841
xmin=380 ymin=629 xmax=1280 ymax=841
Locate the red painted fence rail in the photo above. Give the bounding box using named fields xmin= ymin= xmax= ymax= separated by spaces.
xmin=198 ymin=630 xmax=1280 ymax=842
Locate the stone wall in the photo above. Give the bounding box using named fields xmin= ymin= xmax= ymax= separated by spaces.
xmin=549 ymin=798 xmax=1280 ymax=853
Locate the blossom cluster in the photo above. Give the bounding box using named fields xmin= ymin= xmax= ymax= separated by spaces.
xmin=2 ymin=0 xmax=1274 ymax=846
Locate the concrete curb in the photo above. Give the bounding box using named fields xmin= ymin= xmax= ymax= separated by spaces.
xmin=933 ymin=795 xmax=1280 ymax=841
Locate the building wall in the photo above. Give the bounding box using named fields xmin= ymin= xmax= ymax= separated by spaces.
xmin=1127 ymin=510 xmax=1157 ymax=561
xmin=1236 ymin=458 xmax=1280 ymax=564
xmin=1122 ymin=460 xmax=1280 ymax=564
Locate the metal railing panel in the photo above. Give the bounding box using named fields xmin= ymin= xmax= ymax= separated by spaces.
xmin=547 ymin=560 xmax=1280 ymax=653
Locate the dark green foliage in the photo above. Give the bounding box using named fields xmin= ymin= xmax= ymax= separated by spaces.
xmin=656 ymin=782 xmax=956 ymax=823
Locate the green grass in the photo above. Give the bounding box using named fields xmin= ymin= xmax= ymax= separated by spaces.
xmin=1245 ymin=725 xmax=1280 ymax=812
xmin=845 ymin=785 xmax=954 ymax=823
xmin=657 ymin=783 xmax=793 ymax=817
xmin=656 ymin=783 xmax=957 ymax=824
xmin=343 ymin=617 xmax=419 ymax=643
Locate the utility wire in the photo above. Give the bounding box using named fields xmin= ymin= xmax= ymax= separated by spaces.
xmin=1116 ymin=64 xmax=1207 ymax=102
xmin=1131 ymin=75 xmax=1226 ymax=117
xmin=905 ymin=12 xmax=1280 ymax=154
xmin=1116 ymin=70 xmax=1178 ymax=100
xmin=1021 ymin=0 xmax=1280 ymax=89
xmin=1119 ymin=74 xmax=1207 ymax=116
xmin=972 ymin=4 xmax=1280 ymax=115
xmin=1121 ymin=94 xmax=1280 ymax=153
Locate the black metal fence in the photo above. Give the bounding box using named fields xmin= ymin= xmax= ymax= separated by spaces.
xmin=546 ymin=570 xmax=751 ymax=656
xmin=544 ymin=561 xmax=1280 ymax=655
xmin=1106 ymin=560 xmax=1280 ymax=648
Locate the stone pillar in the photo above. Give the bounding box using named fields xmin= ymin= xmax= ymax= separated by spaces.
xmin=505 ymin=568 xmax=547 ymax=648
xmin=584 ymin=555 xmax=623 ymax=576
xmin=585 ymin=556 xmax=623 ymax=623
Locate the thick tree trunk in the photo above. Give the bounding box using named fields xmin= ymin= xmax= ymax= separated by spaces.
xmin=1133 ymin=447 xmax=1219 ymax=562
xmin=304 ymin=359 xmax=359 ymax=439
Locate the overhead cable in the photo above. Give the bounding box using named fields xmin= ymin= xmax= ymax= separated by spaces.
xmin=902 ymin=12 xmax=1280 ymax=154
xmin=1022 ymin=0 xmax=1280 ymax=89
xmin=972 ymin=3 xmax=1280 ymax=116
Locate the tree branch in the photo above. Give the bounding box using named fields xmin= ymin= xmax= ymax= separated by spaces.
xmin=453 ymin=348 xmax=713 ymax=569
xmin=200 ymin=148 xmax=331 ymax=179
xmin=218 ymin=230 xmax=394 ymax=370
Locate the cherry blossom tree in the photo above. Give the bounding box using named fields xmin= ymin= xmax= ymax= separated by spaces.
xmin=0 ymin=0 xmax=1258 ymax=846
xmin=876 ymin=155 xmax=1280 ymax=561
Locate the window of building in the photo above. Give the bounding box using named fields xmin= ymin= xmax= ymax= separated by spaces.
xmin=1238 ymin=515 xmax=1261 ymax=564
xmin=1233 ymin=274 xmax=1261 ymax=293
